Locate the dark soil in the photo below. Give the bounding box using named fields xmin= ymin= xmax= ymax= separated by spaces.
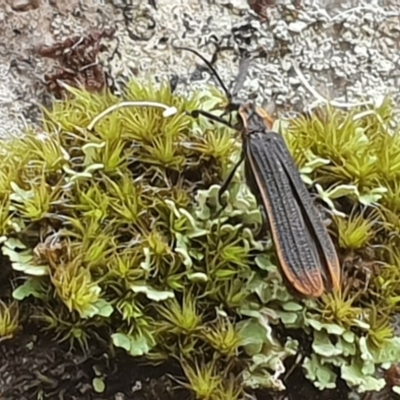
xmin=0 ymin=324 xmax=182 ymax=400
xmin=0 ymin=324 xmax=352 ymax=400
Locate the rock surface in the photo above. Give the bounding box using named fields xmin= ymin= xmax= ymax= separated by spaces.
xmin=1 ymin=0 xmax=400 ymax=137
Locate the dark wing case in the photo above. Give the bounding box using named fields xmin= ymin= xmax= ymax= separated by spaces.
xmin=244 ymin=131 xmax=340 ymax=297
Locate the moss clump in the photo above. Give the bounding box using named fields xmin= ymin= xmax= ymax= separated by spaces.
xmin=0 ymin=81 xmax=294 ymax=398
xmin=0 ymin=300 xmax=19 ymax=340
xmin=2 ymin=81 xmax=400 ymax=398
xmin=271 ymin=100 xmax=400 ymax=394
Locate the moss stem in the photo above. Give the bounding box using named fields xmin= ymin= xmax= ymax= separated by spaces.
xmin=87 ymin=101 xmax=178 ymax=130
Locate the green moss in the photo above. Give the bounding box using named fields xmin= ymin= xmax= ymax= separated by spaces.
xmin=334 ymin=210 xmax=377 ymax=250
xmin=272 ymin=100 xmax=400 ymax=394
xmin=0 ymin=300 xmax=19 ymax=339
xmin=2 ymin=81 xmax=400 ymax=398
xmin=0 ymin=81 xmax=292 ymax=398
